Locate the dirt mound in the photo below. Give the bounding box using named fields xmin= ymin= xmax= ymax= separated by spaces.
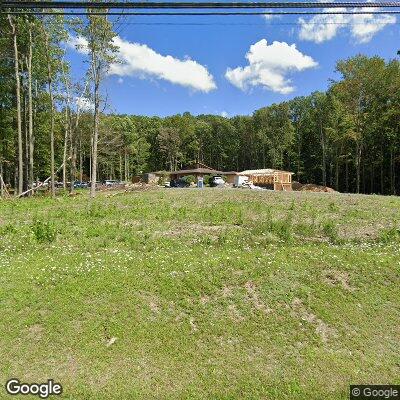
xmin=293 ymin=181 xmax=337 ymax=193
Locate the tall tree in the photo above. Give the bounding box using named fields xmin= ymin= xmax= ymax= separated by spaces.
xmin=76 ymin=3 xmax=117 ymax=198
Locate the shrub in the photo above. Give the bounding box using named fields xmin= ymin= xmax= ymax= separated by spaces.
xmin=31 ymin=219 xmax=57 ymax=243
xmin=379 ymin=227 xmax=400 ymax=243
xmin=203 ymin=175 xmax=211 ymax=186
xmin=182 ymin=175 xmax=196 ymax=184
xmin=0 ymin=223 xmax=17 ymax=235
xmin=322 ymin=220 xmax=339 ymax=243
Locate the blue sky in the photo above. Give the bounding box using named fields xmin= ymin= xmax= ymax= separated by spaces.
xmin=67 ymin=12 xmax=399 ymax=117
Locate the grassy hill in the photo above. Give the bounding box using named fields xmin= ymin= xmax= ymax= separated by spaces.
xmin=0 ymin=188 xmax=399 ymax=399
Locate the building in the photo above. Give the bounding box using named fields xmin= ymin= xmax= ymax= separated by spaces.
xmin=156 ymin=163 xmax=238 ymax=184
xmin=239 ymin=169 xmax=293 ymax=191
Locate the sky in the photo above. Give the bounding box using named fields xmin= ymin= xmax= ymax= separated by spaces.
xmin=66 ymin=8 xmax=399 ymax=117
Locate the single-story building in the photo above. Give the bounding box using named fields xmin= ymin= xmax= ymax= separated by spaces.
xmin=148 ymin=163 xmax=293 ymax=190
xmin=239 ymin=169 xmax=293 ymax=191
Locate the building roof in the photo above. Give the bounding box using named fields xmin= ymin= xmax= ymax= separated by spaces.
xmin=172 ymin=168 xmax=223 ymax=175
xmin=239 ymin=169 xmax=294 ymax=176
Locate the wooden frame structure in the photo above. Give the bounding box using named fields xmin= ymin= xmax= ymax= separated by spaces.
xmin=239 ymin=169 xmax=293 ymax=191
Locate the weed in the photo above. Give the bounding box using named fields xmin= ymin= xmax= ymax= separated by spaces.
xmin=322 ymin=220 xmax=339 ymax=243
xmin=31 ymin=219 xmax=57 ymax=243
xmin=379 ymin=227 xmax=400 ymax=243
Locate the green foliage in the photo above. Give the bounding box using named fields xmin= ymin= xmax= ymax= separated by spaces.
xmin=30 ymin=218 xmax=57 ymax=243
xmin=203 ymin=175 xmax=211 ymax=186
xmin=322 ymin=220 xmax=339 ymax=243
xmin=379 ymin=227 xmax=400 ymax=243
xmin=181 ymin=175 xmax=196 ymax=184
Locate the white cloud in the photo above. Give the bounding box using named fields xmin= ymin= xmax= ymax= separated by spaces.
xmin=263 ymin=10 xmax=282 ymax=21
xmin=109 ymin=37 xmax=216 ymax=92
xmin=299 ymin=7 xmax=396 ymax=43
xmin=75 ymin=97 xmax=94 ymax=112
xmin=66 ymin=35 xmax=89 ymax=54
xmin=225 ymin=39 xmax=317 ymax=94
xmin=350 ymin=9 xmax=396 ymax=43
xmin=298 ymin=8 xmax=348 ymax=43
xmin=66 ymin=35 xmax=216 ymax=93
xmin=220 ymin=111 xmax=229 ymax=117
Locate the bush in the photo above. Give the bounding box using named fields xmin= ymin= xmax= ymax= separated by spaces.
xmin=31 ymin=219 xmax=57 ymax=243
xmin=182 ymin=175 xmax=196 ymax=184
xmin=203 ymin=175 xmax=211 ymax=186
xmin=322 ymin=220 xmax=339 ymax=243
xmin=379 ymin=227 xmax=400 ymax=243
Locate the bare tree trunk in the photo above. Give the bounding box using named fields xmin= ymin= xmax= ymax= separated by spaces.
xmin=90 ymin=74 xmax=100 ymax=198
xmin=355 ymin=142 xmax=362 ymax=194
xmin=79 ymin=139 xmax=83 ymax=182
xmin=124 ymin=149 xmax=127 ymax=181
xmin=69 ymin=125 xmax=76 ymax=194
xmin=320 ymin=120 xmax=326 ymax=187
xmin=27 ymin=25 xmax=34 ymax=193
xmin=8 ymin=15 xmax=23 ymax=196
xmin=0 ymin=162 xmax=4 ymax=197
xmin=119 ymin=153 xmax=122 ymax=181
xmin=24 ymin=94 xmax=29 ymax=191
xmin=390 ymin=147 xmax=395 ymax=195
xmin=297 ymin=127 xmax=301 ymax=181
xmin=44 ymin=30 xmax=56 ymax=198
xmin=370 ymin=164 xmax=374 ymax=194
xmin=63 ymin=107 xmax=69 ymax=189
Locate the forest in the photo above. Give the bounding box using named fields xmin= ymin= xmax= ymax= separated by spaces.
xmin=1 ymin=12 xmax=400 ymax=197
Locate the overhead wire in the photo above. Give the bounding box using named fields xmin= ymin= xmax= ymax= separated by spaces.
xmin=3 ymin=10 xmax=400 ymax=15
xmin=3 ymin=1 xmax=400 ymax=9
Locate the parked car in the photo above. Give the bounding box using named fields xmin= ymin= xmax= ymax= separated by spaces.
xmin=210 ymin=176 xmax=225 ymax=187
xmin=88 ymin=181 xmax=102 ymax=187
xmin=170 ymin=178 xmax=190 ymax=188
xmin=73 ymin=181 xmax=88 ymax=189
xmin=104 ymin=180 xmax=120 ymax=187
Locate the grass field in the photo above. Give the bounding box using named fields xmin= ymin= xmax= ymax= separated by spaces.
xmin=0 ymin=188 xmax=399 ymax=399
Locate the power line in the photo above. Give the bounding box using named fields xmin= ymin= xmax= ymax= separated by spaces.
xmin=100 ymin=20 xmax=400 ymax=25
xmin=3 ymin=1 xmax=400 ymax=9
xmin=4 ymin=10 xmax=400 ymax=15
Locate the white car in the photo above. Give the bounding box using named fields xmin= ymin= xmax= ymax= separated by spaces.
xmin=104 ymin=180 xmax=119 ymax=187
xmin=211 ymin=176 xmax=225 ymax=187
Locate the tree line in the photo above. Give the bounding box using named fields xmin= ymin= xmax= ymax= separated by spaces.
xmin=1 ymin=11 xmax=399 ymax=196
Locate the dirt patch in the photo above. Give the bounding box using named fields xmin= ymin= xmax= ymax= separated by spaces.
xmin=291 ymin=298 xmax=336 ymax=342
xmin=156 ymin=223 xmax=227 ymax=238
xmin=324 ymin=270 xmax=355 ymax=292
xmin=189 ymin=317 xmax=198 ymax=332
xmin=138 ymin=292 xmax=161 ymax=315
xmin=27 ymin=324 xmax=43 ymax=340
xmin=293 ymin=181 xmax=336 ymax=193
xmin=244 ymin=281 xmax=272 ymax=314
xmin=221 ymin=285 xmax=234 ymax=298
xmin=227 ymin=304 xmax=244 ymax=322
xmin=200 ymin=295 xmax=210 ymax=305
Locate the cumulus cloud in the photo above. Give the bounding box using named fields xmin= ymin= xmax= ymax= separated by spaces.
xmin=351 ymin=10 xmax=396 ymax=43
xmin=299 ymin=7 xmax=396 ymax=43
xmin=225 ymin=39 xmax=317 ymax=94
xmin=66 ymin=35 xmax=216 ymax=92
xmin=75 ymin=97 xmax=94 ymax=112
xmin=66 ymin=35 xmax=89 ymax=54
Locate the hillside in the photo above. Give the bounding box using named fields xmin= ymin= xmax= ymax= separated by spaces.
xmin=0 ymin=189 xmax=399 ymax=399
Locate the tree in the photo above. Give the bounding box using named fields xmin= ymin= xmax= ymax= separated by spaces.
xmin=76 ymin=3 xmax=118 ymax=198
xmin=8 ymin=15 xmax=23 ymax=195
